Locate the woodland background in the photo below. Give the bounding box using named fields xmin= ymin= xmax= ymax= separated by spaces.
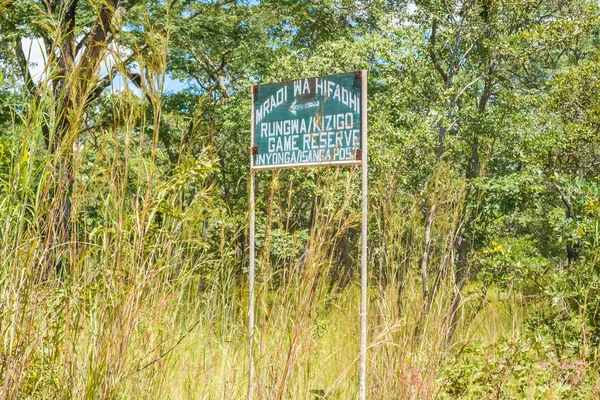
xmin=1 ymin=0 xmax=600 ymax=398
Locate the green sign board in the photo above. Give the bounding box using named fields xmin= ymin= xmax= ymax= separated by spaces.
xmin=252 ymin=71 xmax=364 ymax=169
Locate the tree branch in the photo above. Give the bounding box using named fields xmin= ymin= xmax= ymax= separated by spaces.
xmin=552 ymin=181 xmax=573 ymax=218
xmin=74 ymin=0 xmax=119 ymax=81
xmin=85 ymin=51 xmax=139 ymax=104
xmin=14 ymin=37 xmax=38 ymax=97
xmin=185 ymin=0 xmax=236 ymax=20
xmin=429 ymin=19 xmax=448 ymax=84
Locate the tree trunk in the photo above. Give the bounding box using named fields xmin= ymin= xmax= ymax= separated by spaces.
xmin=412 ymin=203 xmax=435 ymax=347
xmin=446 ymin=105 xmax=483 ymax=345
xmin=446 ymin=229 xmax=470 ymax=344
xmin=552 ymin=182 xmax=579 ymax=266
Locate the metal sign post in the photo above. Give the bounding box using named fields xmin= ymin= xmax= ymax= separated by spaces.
xmin=248 ymin=71 xmax=367 ymax=400
xmin=248 ymin=84 xmax=257 ymax=400
xmin=359 ymin=70 xmax=368 ymax=400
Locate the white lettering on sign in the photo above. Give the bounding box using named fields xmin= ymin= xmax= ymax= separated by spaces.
xmin=288 ymin=78 xmax=360 ymax=115
xmin=255 ymin=86 xmax=288 ymax=123
xmin=260 ymin=114 xmax=355 ymax=138
xmin=255 ymin=139 xmax=359 ymax=166
xmin=293 ymin=78 xmax=312 ymax=96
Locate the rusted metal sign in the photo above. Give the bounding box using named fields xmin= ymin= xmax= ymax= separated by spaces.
xmin=251 ymin=71 xmax=363 ymax=169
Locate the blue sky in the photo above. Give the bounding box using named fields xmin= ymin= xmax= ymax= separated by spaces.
xmin=21 ymin=37 xmax=187 ymax=95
